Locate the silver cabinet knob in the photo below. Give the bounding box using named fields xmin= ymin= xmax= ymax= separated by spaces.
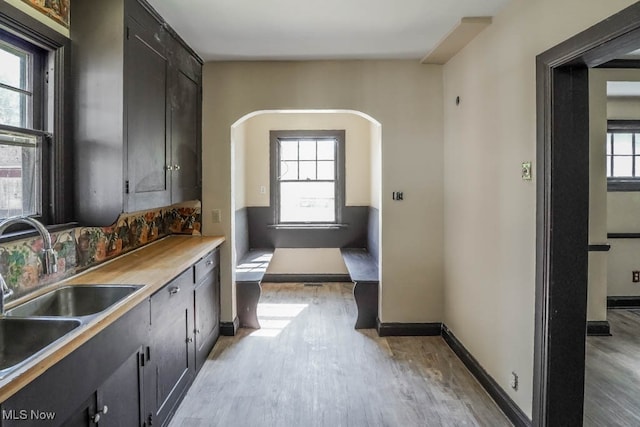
xmin=174 ymin=164 xmax=181 ymax=171
xmin=165 ymin=165 xmax=174 ymax=171
xmin=92 ymin=406 xmax=108 ymax=423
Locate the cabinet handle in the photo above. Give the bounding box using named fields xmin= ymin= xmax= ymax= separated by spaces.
xmin=92 ymin=405 xmax=108 ymax=423
xmin=186 ymin=336 xmax=193 ymax=343
xmin=174 ymin=164 xmax=181 ymax=171
xmin=169 ymin=286 xmax=180 ymax=295
xmin=206 ymin=260 xmax=213 ymax=266
xmin=195 ymin=328 xmax=201 ymax=334
xmin=165 ymin=165 xmax=174 ymax=171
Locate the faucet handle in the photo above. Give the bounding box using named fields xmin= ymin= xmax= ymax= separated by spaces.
xmin=43 ymin=248 xmax=58 ymax=275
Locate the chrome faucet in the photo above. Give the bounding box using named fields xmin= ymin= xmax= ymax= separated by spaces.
xmin=0 ymin=216 xmax=58 ymax=314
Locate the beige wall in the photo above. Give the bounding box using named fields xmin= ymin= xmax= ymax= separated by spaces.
xmin=203 ymin=60 xmax=444 ymax=324
xmin=443 ymin=0 xmax=637 ymax=418
xmin=370 ymin=121 xmax=382 ymax=210
xmin=2 ymin=0 xmax=69 ymax=36
xmin=232 ymin=121 xmax=247 ymax=210
xmin=587 ymin=69 xmax=609 ymax=322
xmin=241 ymin=112 xmax=373 ymax=207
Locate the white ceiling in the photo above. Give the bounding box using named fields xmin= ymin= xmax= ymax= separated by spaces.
xmin=146 ymin=0 xmax=510 ymax=61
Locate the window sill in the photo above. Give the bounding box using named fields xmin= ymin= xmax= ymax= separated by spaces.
xmin=268 ymin=223 xmax=349 ymax=230
xmin=608 ymin=179 xmax=640 ymax=192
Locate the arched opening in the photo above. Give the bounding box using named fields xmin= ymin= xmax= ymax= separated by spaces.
xmin=229 ymin=109 xmax=382 ymax=332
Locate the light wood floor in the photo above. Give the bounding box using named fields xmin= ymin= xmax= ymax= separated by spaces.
xmin=169 ymin=283 xmax=511 ymax=427
xmin=585 ymin=309 xmax=640 ymax=426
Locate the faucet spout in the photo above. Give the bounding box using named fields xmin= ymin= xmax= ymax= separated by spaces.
xmin=0 ymin=216 xmax=57 ymax=274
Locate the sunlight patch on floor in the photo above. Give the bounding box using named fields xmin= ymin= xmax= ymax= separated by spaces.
xmin=249 ymin=303 xmax=308 ymax=337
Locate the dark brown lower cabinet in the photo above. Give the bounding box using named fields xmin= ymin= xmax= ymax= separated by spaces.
xmin=145 ymin=268 xmax=194 ymax=427
xmin=62 ymin=348 xmax=144 ymax=426
xmin=1 ymin=251 xmax=220 ymax=427
xmin=194 ymin=249 xmax=220 ymax=372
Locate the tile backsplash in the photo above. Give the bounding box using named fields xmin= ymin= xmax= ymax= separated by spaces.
xmin=0 ymin=201 xmax=201 ymax=300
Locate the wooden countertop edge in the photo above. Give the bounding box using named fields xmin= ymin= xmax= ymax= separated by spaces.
xmin=0 ymin=234 xmax=225 ymax=403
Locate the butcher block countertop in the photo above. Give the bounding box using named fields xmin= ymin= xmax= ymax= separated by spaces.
xmin=0 ymin=235 xmax=225 ymax=403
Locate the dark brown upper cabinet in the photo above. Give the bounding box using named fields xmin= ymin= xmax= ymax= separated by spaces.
xmin=72 ymin=0 xmax=202 ymax=226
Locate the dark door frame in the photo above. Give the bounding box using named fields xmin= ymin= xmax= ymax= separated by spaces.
xmin=535 ymin=3 xmax=640 ymax=426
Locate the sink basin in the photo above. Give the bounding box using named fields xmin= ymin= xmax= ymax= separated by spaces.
xmin=0 ymin=318 xmax=81 ymax=378
xmin=6 ymin=285 xmax=143 ymax=319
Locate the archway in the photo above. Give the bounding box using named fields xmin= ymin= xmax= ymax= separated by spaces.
xmin=230 ymin=109 xmax=382 ymax=331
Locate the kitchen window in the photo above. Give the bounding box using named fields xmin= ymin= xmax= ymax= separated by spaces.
xmin=0 ymin=30 xmax=47 ymax=219
xmin=270 ymin=130 xmax=345 ymax=226
xmin=0 ymin=3 xmax=72 ymax=226
xmin=607 ymin=120 xmax=640 ymax=191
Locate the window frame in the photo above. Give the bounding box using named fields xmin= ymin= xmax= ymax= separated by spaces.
xmin=0 ymin=3 xmax=72 ymax=225
xmin=270 ymin=130 xmax=346 ymax=227
xmin=607 ymin=120 xmax=640 ymax=192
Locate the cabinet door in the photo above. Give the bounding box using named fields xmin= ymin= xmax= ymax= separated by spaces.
xmin=125 ymin=16 xmax=171 ymax=212
xmin=147 ymin=269 xmax=194 ymax=426
xmin=170 ymin=68 xmax=200 ymax=203
xmin=96 ymin=349 xmax=144 ymax=427
xmin=194 ymin=265 xmax=220 ymax=371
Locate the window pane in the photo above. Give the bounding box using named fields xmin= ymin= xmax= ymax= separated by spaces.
xmin=317 ymin=139 xmax=335 ymax=160
xmin=0 ymin=88 xmax=29 ymax=127
xmin=635 ymin=157 xmax=640 ymax=178
xmin=280 ymin=161 xmax=298 ymax=180
xmin=607 ymin=155 xmax=612 ymax=177
xmin=613 ymin=156 xmax=633 ymax=177
xmin=280 ymin=182 xmax=335 ymax=223
xmin=299 ymin=161 xmax=316 ymax=180
xmin=299 ymin=140 xmax=316 ymax=160
xmin=613 ymin=133 xmax=633 ymax=155
xmin=317 ymin=161 xmax=334 ymax=180
xmin=0 ymin=136 xmax=40 ymax=218
xmin=0 ymin=45 xmax=27 ymax=89
xmin=280 ymin=140 xmax=298 ymax=161
xmin=606 ymin=134 xmax=612 ymax=155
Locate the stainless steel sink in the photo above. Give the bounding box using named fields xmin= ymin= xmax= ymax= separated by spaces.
xmin=0 ymin=317 xmax=81 ymax=378
xmin=6 ymin=285 xmax=143 ymax=319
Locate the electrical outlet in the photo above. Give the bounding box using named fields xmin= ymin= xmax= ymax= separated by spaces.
xmin=211 ymin=209 xmax=221 ymax=223
xmin=633 ymin=271 xmax=640 ymax=283
xmin=510 ymin=372 xmax=519 ymax=391
xmin=392 ymin=191 xmax=404 ymax=201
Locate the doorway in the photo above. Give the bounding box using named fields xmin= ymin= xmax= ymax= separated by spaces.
xmin=535 ymin=3 xmax=640 ymax=425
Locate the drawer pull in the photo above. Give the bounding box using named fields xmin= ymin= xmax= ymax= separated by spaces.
xmin=169 ymin=286 xmax=180 ymax=295
xmin=186 ymin=336 xmax=193 ymax=343
xmin=206 ymin=260 xmax=214 ymax=266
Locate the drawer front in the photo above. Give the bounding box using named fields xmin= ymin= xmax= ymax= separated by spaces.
xmin=194 ymin=248 xmax=219 ymax=283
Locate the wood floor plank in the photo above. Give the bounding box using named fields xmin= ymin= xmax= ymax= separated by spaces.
xmin=170 ymin=283 xmax=511 ymax=427
xmin=585 ymin=309 xmax=640 ymax=427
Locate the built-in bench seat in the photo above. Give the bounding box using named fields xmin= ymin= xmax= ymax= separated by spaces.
xmin=235 ymin=249 xmax=274 ymax=328
xmin=340 ymin=248 xmax=379 ymax=329
xmin=235 ymin=247 xmax=379 ymax=330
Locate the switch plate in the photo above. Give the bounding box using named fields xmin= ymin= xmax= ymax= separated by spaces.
xmin=260 ymin=186 xmax=266 ymax=194
xmin=522 ymin=162 xmax=533 ymax=181
xmin=211 ymin=209 xmax=221 ymax=223
xmin=633 ymin=271 xmax=640 ymax=283
xmin=522 ymin=162 xmax=532 ymax=181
